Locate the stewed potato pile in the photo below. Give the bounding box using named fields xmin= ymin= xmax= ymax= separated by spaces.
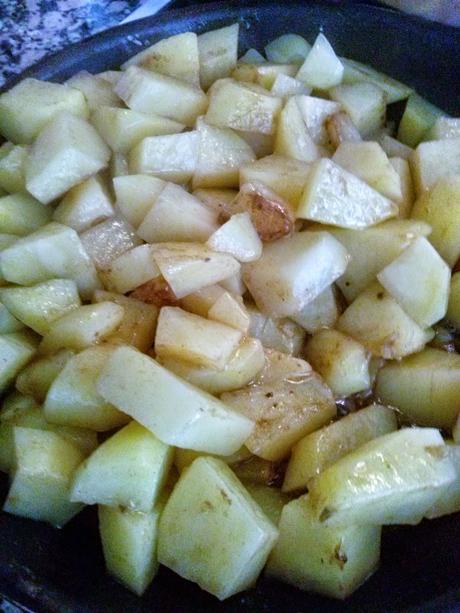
xmin=1 ymin=23 xmax=460 ymax=602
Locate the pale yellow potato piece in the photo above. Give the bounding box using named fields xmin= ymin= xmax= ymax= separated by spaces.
xmin=206 ymin=212 xmax=262 ymax=263
xmin=0 ymin=193 xmax=52 ymax=236
xmin=244 ymin=483 xmax=291 ymax=526
xmin=341 ymin=57 xmax=412 ymax=104
xmin=411 ymin=137 xmax=460 ymax=195
xmin=174 ymin=446 xmax=251 ymax=473
xmin=0 ymin=144 xmax=28 ymax=193
xmin=447 ymin=272 xmax=460 ymax=328
xmin=233 ymin=62 xmax=297 ymax=89
xmin=15 ymin=349 xmax=74 ymax=403
xmin=290 ymin=285 xmax=339 ymax=333
xmin=274 ymin=97 xmax=320 ymax=162
xmin=295 ymin=95 xmax=341 ymax=145
xmin=193 ymin=187 xmax=237 ymax=221
xmin=270 ymin=73 xmax=310 ymax=98
xmin=329 ymin=82 xmax=386 ymax=137
xmin=379 ymin=134 xmax=413 ymax=160
xmin=389 ymin=157 xmax=415 ymax=218
xmin=247 ymin=305 xmax=306 ymax=356
xmin=113 ymin=174 xmax=165 ymax=228
xmin=198 ymin=24 xmax=239 ymax=90
xmin=265 ymin=34 xmax=311 ymax=64
xmin=66 ymin=71 xmax=122 ymax=111
xmin=208 ymin=291 xmax=250 ymax=333
xmin=425 ymin=444 xmax=460 ymax=520
xmin=100 ymin=244 xmax=160 ymax=294
xmin=0 ymin=332 xmax=37 ymax=393
xmin=180 ymin=284 xmax=225 ymax=317
xmin=427 ymin=117 xmax=460 ymax=141
xmin=296 ymin=33 xmax=343 ymax=89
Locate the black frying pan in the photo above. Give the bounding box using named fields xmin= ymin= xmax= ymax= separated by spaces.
xmin=1 ymin=2 xmax=460 ymax=611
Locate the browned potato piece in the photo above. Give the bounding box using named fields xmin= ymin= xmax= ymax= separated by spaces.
xmin=130 ymin=277 xmax=179 ymax=308
xmin=325 ymin=112 xmax=361 ymax=149
xmin=232 ymin=182 xmax=295 ymax=242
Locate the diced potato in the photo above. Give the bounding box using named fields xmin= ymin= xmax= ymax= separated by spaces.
xmin=3 ymin=427 xmax=85 ymax=526
xmin=266 ymin=495 xmax=381 ymax=599
xmin=377 ymin=236 xmax=450 ymax=327
xmin=411 ymin=176 xmax=460 ymax=267
xmin=158 ymin=456 xmax=278 ymax=600
xmin=71 ymin=421 xmax=172 ymax=511
xmin=66 ymin=71 xmax=122 ymax=111
xmin=397 ymin=92 xmax=444 ymax=147
xmin=122 ymin=32 xmax=200 ymax=86
xmin=274 ymin=97 xmax=320 ymax=163
xmin=426 ymin=117 xmax=460 ymax=141
xmin=100 ymin=244 xmax=160 ymax=294
xmin=308 ymin=428 xmax=455 ymax=526
xmin=207 ymin=291 xmax=250 ymax=333
xmin=155 ymin=306 xmax=242 ymax=370
xmin=53 ymin=175 xmax=114 ymax=232
xmin=44 ymin=345 xmax=129 ymax=431
xmin=375 ymin=348 xmax=460 ymax=430
xmin=290 ymin=285 xmax=339 ymax=333
xmin=80 ymin=216 xmax=142 ymax=271
xmin=151 ymin=242 xmax=240 ymax=299
xmin=39 ymin=302 xmax=124 ymax=354
xmin=92 ymin=106 xmax=184 ymax=154
xmin=265 ymin=34 xmax=311 ymax=64
xmin=130 ymin=277 xmax=179 ymax=308
xmin=113 ymin=174 xmax=165 ymax=228
xmin=98 ymin=503 xmax=162 ymax=596
xmin=180 ymin=284 xmax=225 ymax=316
xmin=296 ymin=33 xmax=343 ymax=89
xmin=235 ymin=130 xmax=275 ymax=158
xmin=243 ymin=231 xmax=349 ymax=317
xmin=93 ymin=290 xmax=158 ymax=352
xmin=205 ymin=79 xmax=282 ymax=135
xmin=323 ymin=220 xmax=431 ymax=302
xmin=297 ymin=158 xmax=398 ymax=228
xmin=0 ymin=332 xmax=37 ymax=392
xmin=96 ymin=345 xmax=253 ymax=455
xmin=129 ymin=131 xmax=199 ymax=183
xmin=115 ymin=66 xmax=207 ymax=127
xmin=248 ymin=306 xmax=306 ymax=355
xmin=425 ymin=444 xmax=460 ymax=519
xmin=110 ymin=152 xmax=129 ymax=177
xmin=206 ymin=212 xmax=262 ymax=263
xmin=239 ymin=49 xmax=265 ymax=64
xmin=332 ymin=141 xmax=402 ymax=202
xmin=0 ymin=303 xmax=24 ymax=333
xmin=15 ymin=349 xmax=74 ymax=402
xmin=341 ymin=57 xmax=412 ymax=104
xmin=97 ymin=70 xmax=122 ymax=85
xmin=25 ymin=112 xmax=110 ymax=205
xmin=193 ymin=187 xmax=236 ymax=221
xmin=0 ymin=144 xmax=28 ymax=193
xmin=193 ymin=118 xmax=255 ymax=189
xmin=379 ymin=134 xmax=413 ymax=160
xmin=411 ymin=137 xmax=460 ymax=195
xmin=270 ymin=73 xmax=310 ymax=98
xmin=325 ymin=111 xmax=361 ymax=149
xmin=283 ymin=404 xmax=397 ymax=493
xmin=137 ymin=182 xmax=218 ymax=243
xmin=222 ymin=353 xmax=336 ymax=461
xmin=329 ymin=82 xmax=386 ymax=137
xmin=295 ymin=95 xmax=341 ymax=145
xmin=220 ymin=269 xmax=246 ymax=295
xmin=0 ymin=193 xmax=52 ymax=236
xmin=198 ymin=24 xmax=239 ymax=90
xmin=305 ymin=329 xmax=370 ymax=397
xmin=447 ymin=272 xmax=460 ymax=328
xmin=240 ymin=154 xmax=311 ymax=206
xmin=158 ymin=336 xmax=265 ymax=395
xmin=389 ymin=157 xmax=415 ymax=218
xmin=337 ymin=281 xmax=432 ymax=359
xmin=232 ymin=62 xmax=297 ymax=89
xmin=0 ymin=79 xmax=88 ymax=144
xmin=0 ymin=279 xmax=81 ymax=335
xmin=244 ymin=483 xmax=290 ymax=525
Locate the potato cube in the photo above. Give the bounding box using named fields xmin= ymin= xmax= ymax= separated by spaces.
xmin=377 ymin=236 xmax=450 ymax=327
xmin=283 ymin=404 xmax=397 ymax=493
xmin=0 ymin=303 xmax=24 ymax=334
xmin=208 ymin=291 xmax=250 ymax=333
xmin=193 ymin=187 xmax=237 ymax=221
xmin=39 ymin=302 xmax=124 ymax=354
xmin=92 ymin=106 xmax=184 ymax=154
xmin=243 ymin=231 xmax=349 ymax=317
xmin=389 ymin=157 xmax=415 ymax=218
xmin=411 ymin=137 xmax=460 ymax=195
xmin=53 ymin=175 xmax=114 ymax=232
xmin=66 ymin=71 xmax=122 ymax=111
xmin=207 ymin=212 xmax=262 ymax=262
xmin=0 ymin=193 xmax=52 ymax=236
xmin=151 ymin=242 xmax=240 ymax=299
xmin=0 ymin=332 xmax=37 ymax=392
xmin=235 ymin=129 xmax=275 ymax=157
xmin=270 ymin=73 xmax=310 ymax=98
xmin=265 ymin=34 xmax=311 ymax=64
xmin=96 ymin=345 xmax=254 ymax=455
xmin=0 ymin=79 xmax=88 ymax=144
xmin=158 ymin=336 xmax=264 ymax=395
xmin=198 ymin=24 xmax=239 ymax=90
xmin=341 ymin=57 xmax=412 ymax=103
xmin=71 ymin=421 xmax=172 ymax=511
xmin=447 ymin=272 xmax=460 ymax=328
xmin=25 ymin=112 xmax=110 ymax=204
xmin=110 ymin=152 xmax=129 ymax=177
xmin=411 ymin=177 xmax=460 ymax=267
xmin=232 ymin=62 xmax=297 ymax=89
xmin=248 ymin=307 xmax=306 ymax=355
xmin=375 ymin=348 xmax=460 ymax=431
xmin=115 ymin=66 xmax=207 ymax=127
xmin=137 ymin=182 xmax=218 ymax=243
xmin=425 ymin=444 xmax=460 ymax=519
xmin=266 ymin=495 xmax=381 ymax=599
xmin=99 ymin=504 xmax=162 ymax=596
xmin=427 ymin=117 xmax=460 ymax=141
xmin=290 ymin=285 xmax=339 ymax=333
xmin=329 ymin=82 xmax=386 ymax=137
xmin=239 ymin=48 xmax=265 ymax=64
xmin=0 ymin=279 xmax=81 ymax=335
xmin=332 ymin=141 xmax=402 ymax=202
xmin=158 ymin=457 xmax=278 ymax=600
xmin=80 ymin=216 xmax=142 ymax=271
xmin=15 ymin=349 xmax=74 ymax=403
xmin=308 ymin=428 xmax=455 ymax=526
xmin=296 ymin=33 xmax=343 ymax=89
xmin=113 ymin=174 xmax=165 ymax=228
xmin=379 ymin=134 xmax=413 ymax=160
xmin=397 ymin=92 xmax=444 ymax=147
xmin=337 ymin=281 xmax=432 ymax=359
xmin=155 ymin=306 xmax=242 ymax=370
xmin=274 ymin=97 xmax=319 ymax=163
xmin=193 ymin=118 xmax=255 ymax=189
xmin=44 ymin=345 xmax=129 ymax=431
xmin=100 ymin=244 xmax=160 ymax=294
xmin=205 ymin=79 xmax=282 ymax=135
xmin=294 ymin=96 xmax=341 ymax=145
xmin=297 ymin=158 xmax=398 ymax=228
xmin=305 ymin=329 xmax=370 ymax=397
xmin=0 ymin=144 xmax=28 ymax=193
xmin=129 ymin=131 xmax=199 ymax=183
xmin=244 ymin=483 xmax=290 ymax=526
